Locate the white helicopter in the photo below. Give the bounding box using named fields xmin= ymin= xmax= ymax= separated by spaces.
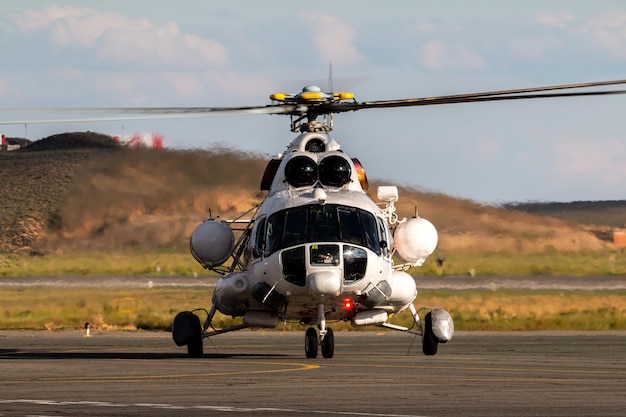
xmin=179 ymin=109 xmax=448 ymax=358
xmin=170 ymin=78 xmax=626 ymax=358
xmin=3 ymin=78 xmax=626 ymax=358
xmin=174 ymin=87 xmax=455 ymax=359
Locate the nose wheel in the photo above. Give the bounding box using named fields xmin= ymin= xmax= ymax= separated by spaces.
xmin=305 ymin=327 xmax=318 ymax=358
xmin=304 ymin=327 xmax=334 ymax=358
xmin=304 ymin=303 xmax=335 ymax=358
xmin=321 ymin=327 xmax=334 ymax=358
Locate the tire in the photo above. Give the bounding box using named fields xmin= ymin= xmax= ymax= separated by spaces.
xmin=186 ymin=313 xmax=204 ymax=358
xmin=305 ymin=327 xmax=318 ymax=358
xmin=172 ymin=311 xmax=195 ymax=346
xmin=172 ymin=311 xmax=203 ymax=357
xmin=422 ymin=312 xmax=438 ymax=356
xmin=321 ymin=328 xmax=334 ymax=358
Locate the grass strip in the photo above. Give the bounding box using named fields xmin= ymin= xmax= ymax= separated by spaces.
xmin=4 ymin=249 xmax=626 ymax=277
xmin=1 ymin=287 xmax=624 ymax=332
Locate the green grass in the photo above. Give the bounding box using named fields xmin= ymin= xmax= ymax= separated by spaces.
xmin=3 ymin=247 xmax=626 ymax=332
xmin=0 ymin=251 xmax=215 ymax=277
xmin=418 ymin=248 xmax=626 ymax=276
xmin=412 ymin=289 xmax=626 ymax=331
xmin=4 ymin=248 xmax=626 ymax=277
xmin=1 ymin=287 xmax=624 ymax=331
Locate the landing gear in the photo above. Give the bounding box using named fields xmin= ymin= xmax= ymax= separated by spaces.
xmin=304 ymin=303 xmax=335 ymax=359
xmin=172 ymin=311 xmax=204 ymax=358
xmin=321 ymin=328 xmax=334 ymax=358
xmin=304 ymin=326 xmax=335 ymax=359
xmin=422 ymin=311 xmax=438 ymax=356
xmin=380 ymin=305 xmax=453 ymax=356
xmin=305 ymin=327 xmax=318 ymax=358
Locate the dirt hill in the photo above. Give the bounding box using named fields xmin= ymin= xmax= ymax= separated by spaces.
xmin=0 ymin=132 xmax=609 ymax=254
xmin=503 ymin=201 xmax=626 ymax=228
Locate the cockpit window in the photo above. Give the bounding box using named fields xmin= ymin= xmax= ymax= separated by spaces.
xmin=309 ymin=205 xmax=339 ymax=241
xmin=310 ymin=244 xmax=340 ymax=266
xmin=343 ymin=245 xmax=368 ymax=283
xmin=283 ymin=207 xmax=308 ymax=247
xmin=265 ymin=204 xmax=381 ymax=255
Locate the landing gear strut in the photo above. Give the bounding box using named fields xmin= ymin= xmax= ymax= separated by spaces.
xmin=304 ymin=303 xmax=335 ymax=358
xmin=379 ymin=304 xmax=454 ymax=356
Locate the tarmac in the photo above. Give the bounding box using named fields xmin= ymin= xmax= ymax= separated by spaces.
xmin=1 ymin=330 xmax=625 ymax=416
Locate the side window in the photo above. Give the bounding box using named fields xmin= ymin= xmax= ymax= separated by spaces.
xmin=252 ymin=216 xmax=266 ymax=258
xmin=265 ymin=211 xmax=285 ymax=256
xmin=361 ymin=212 xmax=381 ymax=254
xmin=377 ymin=217 xmax=390 ymax=257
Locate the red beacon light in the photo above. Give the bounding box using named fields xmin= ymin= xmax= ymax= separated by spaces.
xmin=343 ymin=298 xmax=355 ymax=312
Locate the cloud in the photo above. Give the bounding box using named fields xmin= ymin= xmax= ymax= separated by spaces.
xmin=550 ymin=138 xmax=626 ymax=187
xmin=27 ymin=68 xmax=275 ymax=105
xmin=298 ymin=12 xmax=364 ymax=67
xmin=534 ymin=10 xmax=574 ymax=29
xmin=508 ymin=37 xmax=562 ymax=60
xmin=414 ymin=21 xmax=436 ymax=33
xmin=412 ymin=19 xmax=461 ymax=35
xmin=419 ymin=41 xmax=487 ymax=71
xmin=474 ymin=137 xmax=502 ymax=160
xmin=3 ymin=5 xmax=282 ymax=104
xmin=11 ymin=5 xmax=131 ymax=46
xmin=9 ymin=5 xmax=229 ymax=68
xmin=581 ymin=11 xmax=626 ymax=56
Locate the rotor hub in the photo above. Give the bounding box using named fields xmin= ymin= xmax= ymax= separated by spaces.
xmin=299 ymin=121 xmax=331 ymax=132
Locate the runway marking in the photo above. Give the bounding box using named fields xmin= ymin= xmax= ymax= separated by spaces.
xmin=327 ymin=362 xmax=626 ymax=376
xmin=2 ymin=360 xmax=319 ymax=384
xmin=0 ymin=399 xmax=430 ymax=417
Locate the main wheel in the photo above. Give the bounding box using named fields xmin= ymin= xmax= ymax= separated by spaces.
xmin=186 ymin=313 xmax=204 ymax=358
xmin=321 ymin=328 xmax=334 ymax=358
xmin=422 ymin=311 xmax=439 ymax=356
xmin=305 ymin=327 xmax=318 ymax=358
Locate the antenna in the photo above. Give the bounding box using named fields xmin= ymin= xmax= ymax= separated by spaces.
xmin=328 ymin=61 xmax=333 ymax=92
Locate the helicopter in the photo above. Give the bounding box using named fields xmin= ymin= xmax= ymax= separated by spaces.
xmin=170 ymin=78 xmax=626 ymax=358
xmin=3 ymin=78 xmax=626 ymax=358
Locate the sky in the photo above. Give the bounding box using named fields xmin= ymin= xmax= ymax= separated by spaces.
xmin=1 ymin=1 xmax=626 ymax=205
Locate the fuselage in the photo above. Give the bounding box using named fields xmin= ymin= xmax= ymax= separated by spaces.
xmin=211 ymin=131 xmax=419 ymax=324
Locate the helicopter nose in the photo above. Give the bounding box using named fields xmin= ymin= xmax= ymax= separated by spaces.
xmin=307 ymin=269 xmax=342 ymax=297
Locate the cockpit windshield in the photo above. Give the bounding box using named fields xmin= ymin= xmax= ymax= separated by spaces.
xmin=264 ymin=204 xmax=381 ymax=256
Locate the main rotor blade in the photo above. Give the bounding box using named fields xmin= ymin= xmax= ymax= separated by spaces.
xmin=2 ymin=79 xmax=626 ymax=124
xmin=330 ymin=88 xmax=626 ymax=112
xmin=0 ymin=104 xmax=298 ymax=125
xmin=364 ymin=78 xmax=626 ymax=106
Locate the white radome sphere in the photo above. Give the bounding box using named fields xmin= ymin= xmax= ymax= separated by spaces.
xmin=393 ymin=217 xmax=438 ymax=263
xmin=190 ymin=220 xmax=235 ymax=267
